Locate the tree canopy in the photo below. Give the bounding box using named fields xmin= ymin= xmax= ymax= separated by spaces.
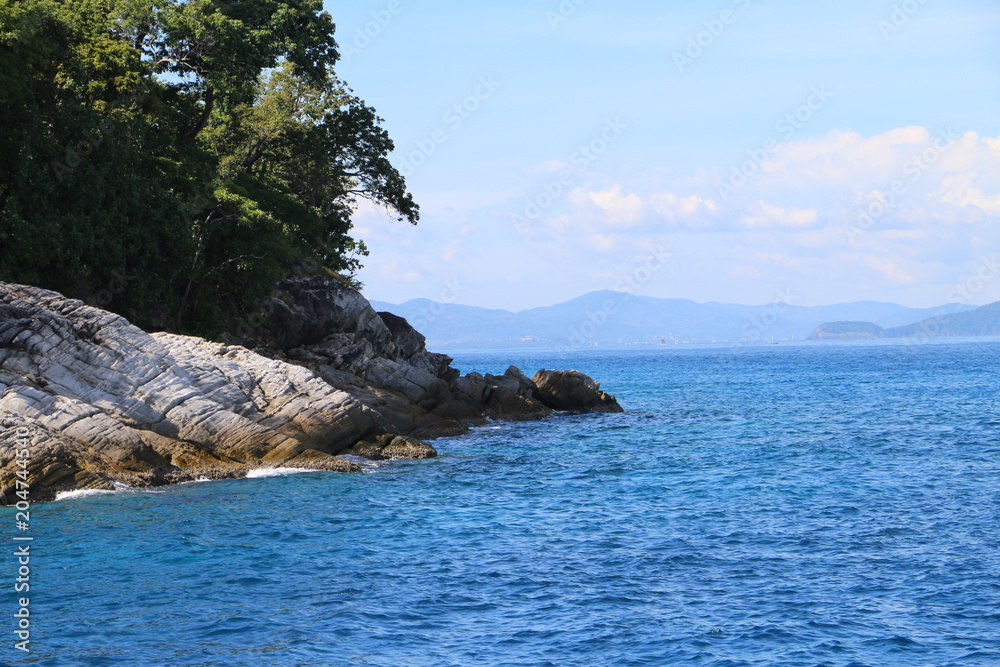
xmin=0 ymin=0 xmax=417 ymax=335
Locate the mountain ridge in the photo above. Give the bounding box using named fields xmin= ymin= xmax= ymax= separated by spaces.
xmin=369 ymin=291 xmax=980 ymax=348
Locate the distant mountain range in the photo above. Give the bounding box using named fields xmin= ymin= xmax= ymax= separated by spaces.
xmin=369 ymin=291 xmax=983 ymax=349
xmin=810 ymin=301 xmax=1000 ymax=340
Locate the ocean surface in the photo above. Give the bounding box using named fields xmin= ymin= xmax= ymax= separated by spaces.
xmin=5 ymin=340 xmax=1000 ymax=666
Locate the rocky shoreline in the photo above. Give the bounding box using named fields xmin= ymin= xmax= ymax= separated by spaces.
xmin=0 ymin=278 xmax=621 ymax=503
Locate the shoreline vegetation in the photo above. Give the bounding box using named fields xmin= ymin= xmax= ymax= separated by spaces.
xmin=0 ymin=278 xmax=622 ymax=504
xmin=1 ymin=0 xmax=417 ymax=336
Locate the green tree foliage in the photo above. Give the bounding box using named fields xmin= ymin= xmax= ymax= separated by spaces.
xmin=0 ymin=0 xmax=417 ymax=334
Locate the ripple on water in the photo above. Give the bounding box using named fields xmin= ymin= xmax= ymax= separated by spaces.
xmin=14 ymin=342 xmax=1000 ymax=666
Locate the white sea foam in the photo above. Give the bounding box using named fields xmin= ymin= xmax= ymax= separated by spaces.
xmin=176 ymin=476 xmax=213 ymax=486
xmin=55 ymin=482 xmax=164 ymax=501
xmin=338 ymin=454 xmax=383 ymax=471
xmin=56 ymin=470 xmax=309 ymax=500
xmin=244 ymin=467 xmax=312 ymax=479
xmin=54 ymin=488 xmax=117 ymax=501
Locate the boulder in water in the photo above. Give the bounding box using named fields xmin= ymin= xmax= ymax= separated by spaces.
xmin=531 ymin=369 xmax=624 ymax=413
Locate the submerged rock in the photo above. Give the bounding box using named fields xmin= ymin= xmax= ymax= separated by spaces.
xmin=0 ymin=279 xmax=622 ymax=503
xmin=351 ymin=434 xmax=437 ymax=461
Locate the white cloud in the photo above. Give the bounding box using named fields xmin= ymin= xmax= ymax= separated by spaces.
xmin=583 ymin=185 xmax=645 ymax=225
xmin=936 ymin=170 xmax=1000 ymax=214
xmin=550 ymin=129 xmax=999 ymax=240
xmin=441 ymin=242 xmax=460 ymax=263
xmin=358 ymin=126 xmax=1000 ymax=311
xmin=650 ymin=192 xmax=718 ymax=228
xmin=739 ymin=201 xmax=819 ymax=229
xmin=762 ymin=126 xmax=937 ymax=185
xmin=865 ymin=257 xmax=919 ymax=285
xmin=587 ymin=234 xmax=616 ymax=251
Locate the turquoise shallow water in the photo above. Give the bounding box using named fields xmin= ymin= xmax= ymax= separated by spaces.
xmin=4 ymin=341 xmax=1000 ymax=666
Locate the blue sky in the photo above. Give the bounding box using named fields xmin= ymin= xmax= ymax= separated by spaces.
xmin=327 ymin=0 xmax=1000 ymax=310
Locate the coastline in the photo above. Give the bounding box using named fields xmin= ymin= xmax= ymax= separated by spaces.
xmin=0 ymin=278 xmax=621 ymax=503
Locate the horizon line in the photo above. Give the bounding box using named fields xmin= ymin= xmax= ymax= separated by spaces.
xmin=365 ymin=289 xmax=994 ymax=315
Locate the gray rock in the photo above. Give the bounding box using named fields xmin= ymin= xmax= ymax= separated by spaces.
xmin=0 ymin=283 xmax=377 ymax=502
xmin=259 ymin=276 xmax=398 ymax=358
xmin=350 ymin=434 xmax=437 ymax=461
xmin=450 ymin=371 xmax=489 ymax=405
xmin=383 ymin=435 xmax=438 ymax=460
xmin=532 ymin=369 xmax=624 ymax=413
xmin=482 ymin=366 xmax=551 ymax=421
xmin=0 ymin=279 xmax=622 ymax=503
xmin=377 ymin=311 xmax=426 ymax=361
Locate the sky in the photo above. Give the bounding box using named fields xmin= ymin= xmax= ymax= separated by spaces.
xmin=326 ymin=0 xmax=1000 ymax=311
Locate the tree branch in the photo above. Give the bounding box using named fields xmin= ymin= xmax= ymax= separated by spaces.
xmin=184 ymin=85 xmax=214 ymax=141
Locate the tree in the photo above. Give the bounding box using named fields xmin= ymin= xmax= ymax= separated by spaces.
xmin=0 ymin=0 xmax=417 ymax=335
xmin=0 ymin=0 xmax=191 ymax=324
xmin=179 ymin=61 xmax=418 ymax=331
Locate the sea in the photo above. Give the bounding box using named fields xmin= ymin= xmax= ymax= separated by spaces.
xmin=4 ymin=340 xmax=1000 ymax=666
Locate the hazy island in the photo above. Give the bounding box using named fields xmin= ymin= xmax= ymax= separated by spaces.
xmin=808 ymin=301 xmax=1000 ymax=340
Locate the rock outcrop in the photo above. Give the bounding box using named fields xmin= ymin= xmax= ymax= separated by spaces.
xmin=0 ymin=279 xmax=622 ymax=502
xmin=532 ymin=370 xmax=624 ymax=413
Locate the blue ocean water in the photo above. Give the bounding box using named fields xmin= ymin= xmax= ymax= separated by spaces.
xmin=5 ymin=340 xmax=1000 ymax=666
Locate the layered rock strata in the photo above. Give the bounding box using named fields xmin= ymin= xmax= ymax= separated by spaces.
xmin=0 ymin=279 xmax=621 ymax=502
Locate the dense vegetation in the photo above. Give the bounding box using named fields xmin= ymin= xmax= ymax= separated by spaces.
xmin=0 ymin=0 xmax=417 ymax=335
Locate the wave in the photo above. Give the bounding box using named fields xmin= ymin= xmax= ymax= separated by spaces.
xmin=56 ymin=470 xmax=312 ymax=501
xmin=244 ymin=467 xmax=312 ymax=479
xmin=54 ymin=488 xmax=118 ymax=501
xmin=55 ymin=481 xmax=166 ymax=502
